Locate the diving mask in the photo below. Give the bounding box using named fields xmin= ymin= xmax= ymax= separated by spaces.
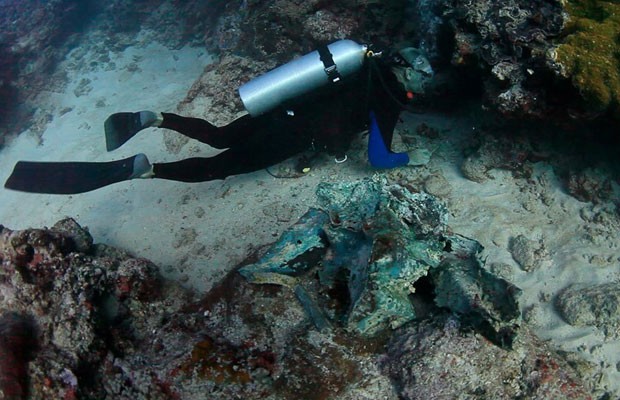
xmin=392 ymin=47 xmax=434 ymax=94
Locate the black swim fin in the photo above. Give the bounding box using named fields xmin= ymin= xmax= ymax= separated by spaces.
xmin=4 ymin=154 xmax=152 ymax=194
xmin=104 ymin=112 xmax=145 ymax=151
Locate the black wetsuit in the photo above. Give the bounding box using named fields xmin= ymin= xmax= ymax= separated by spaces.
xmin=153 ymin=59 xmax=407 ymax=182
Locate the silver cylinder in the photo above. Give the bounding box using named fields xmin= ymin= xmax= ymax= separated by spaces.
xmin=238 ymin=40 xmax=368 ymax=117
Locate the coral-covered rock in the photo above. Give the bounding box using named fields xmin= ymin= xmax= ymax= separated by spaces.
xmin=555 ymin=283 xmax=620 ymax=340
xmin=380 ymin=315 xmax=593 ymax=399
xmin=0 ymin=219 xmax=195 ymax=398
xmin=0 ymin=218 xmax=397 ymax=399
xmin=0 ymin=312 xmax=39 ymax=399
xmin=50 ymin=218 xmax=94 ymax=254
xmin=549 ymin=0 xmax=620 ymax=117
xmin=406 ymin=0 xmax=620 ymax=120
xmin=508 ymin=234 xmax=549 ymax=272
xmin=440 ymin=0 xmax=566 ymax=117
xmin=220 ymin=0 xmax=407 ymax=62
xmin=566 ymin=167 xmax=615 ymax=204
xmin=401 ymin=1 xmax=555 ymax=115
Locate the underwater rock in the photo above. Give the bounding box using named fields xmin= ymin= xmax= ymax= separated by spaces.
xmin=548 ymin=0 xmax=620 ymax=117
xmin=180 ymin=54 xmax=274 ymax=121
xmin=225 ymin=0 xmax=408 ymax=62
xmin=460 ymin=129 xmax=536 ymax=183
xmin=380 ymin=315 xmax=591 ymax=399
xmin=508 ymin=234 xmax=549 ymax=272
xmin=430 ymin=0 xmax=566 ymax=118
xmin=578 ymin=205 xmax=620 ymax=249
xmin=303 ymin=9 xmax=358 ymax=42
xmin=241 ymin=176 xmax=521 ymax=344
xmin=0 ymin=218 xmax=403 ymax=399
xmin=423 ymin=173 xmax=452 ymax=198
xmin=50 ymin=217 xmax=94 ymax=254
xmin=183 ymin=0 xmax=620 ymax=123
xmin=555 ymin=282 xmax=620 ymax=340
xmin=407 ymin=0 xmax=620 ymax=119
xmin=0 ymin=312 xmax=39 ymax=400
xmin=566 ymin=167 xmax=615 ymax=204
xmin=460 ymin=154 xmax=493 ymax=183
xmin=274 ymin=330 xmax=363 ymax=400
xmin=0 ymin=219 xmax=195 ymax=398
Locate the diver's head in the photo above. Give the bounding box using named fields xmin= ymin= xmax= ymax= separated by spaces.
xmin=390 ymin=47 xmax=434 ymax=95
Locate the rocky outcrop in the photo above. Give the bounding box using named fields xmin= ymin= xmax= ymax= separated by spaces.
xmin=407 ymin=0 xmax=620 ymax=121
xmin=0 ymin=218 xmax=191 ymax=398
xmin=555 ymin=283 xmax=620 ymax=340
xmin=0 ymin=218 xmax=395 ymax=399
xmin=381 ymin=315 xmax=592 ymax=400
xmin=0 ymin=0 xmax=100 ymax=142
xmin=0 ymin=215 xmax=599 ymax=399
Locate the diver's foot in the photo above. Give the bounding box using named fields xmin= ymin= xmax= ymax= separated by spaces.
xmin=129 ymin=153 xmax=154 ymax=179
xmin=138 ymin=111 xmax=163 ymax=128
xmin=104 ymin=111 xmax=163 ymax=151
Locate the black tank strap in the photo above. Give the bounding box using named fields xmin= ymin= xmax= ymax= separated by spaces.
xmin=318 ymin=45 xmax=342 ymax=84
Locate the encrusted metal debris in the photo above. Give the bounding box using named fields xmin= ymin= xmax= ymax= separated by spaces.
xmin=241 ymin=176 xmax=521 ymax=344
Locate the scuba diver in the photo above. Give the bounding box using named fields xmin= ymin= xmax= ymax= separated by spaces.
xmin=4 ymin=40 xmax=434 ymax=194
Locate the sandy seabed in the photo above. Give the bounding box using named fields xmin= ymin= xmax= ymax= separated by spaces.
xmin=1 ymin=30 xmax=619 ymax=396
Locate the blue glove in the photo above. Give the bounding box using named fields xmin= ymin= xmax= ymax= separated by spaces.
xmin=368 ymin=111 xmax=409 ymax=168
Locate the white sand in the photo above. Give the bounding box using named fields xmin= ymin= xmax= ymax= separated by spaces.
xmin=1 ymin=31 xmax=619 ymax=395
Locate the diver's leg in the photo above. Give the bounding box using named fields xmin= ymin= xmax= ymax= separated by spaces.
xmin=152 ymin=132 xmax=308 ymax=182
xmin=105 ymin=111 xmax=257 ymax=151
xmin=160 ymin=113 xmax=254 ymax=149
xmin=104 ymin=111 xmax=163 ymax=151
xmin=152 ymin=156 xmax=233 ymax=182
xmin=4 ymin=154 xmax=154 ymax=194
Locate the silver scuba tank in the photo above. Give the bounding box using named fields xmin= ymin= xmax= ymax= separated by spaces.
xmin=238 ymin=39 xmax=368 ymax=117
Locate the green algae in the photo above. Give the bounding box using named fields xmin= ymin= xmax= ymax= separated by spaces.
xmin=555 ymin=0 xmax=620 ymax=115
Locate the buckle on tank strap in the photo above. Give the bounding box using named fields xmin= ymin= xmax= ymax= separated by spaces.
xmin=318 ymin=45 xmax=342 ymax=84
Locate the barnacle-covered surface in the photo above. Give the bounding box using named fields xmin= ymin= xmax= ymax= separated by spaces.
xmin=0 ymin=219 xmax=194 ymax=399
